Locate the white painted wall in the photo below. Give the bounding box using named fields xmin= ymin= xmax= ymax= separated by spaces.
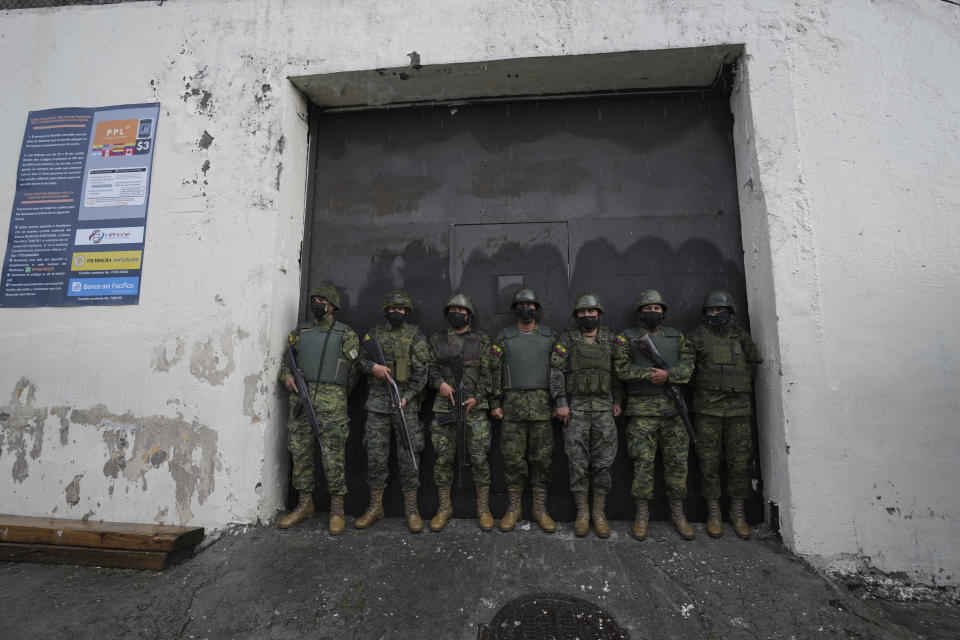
xmin=0 ymin=0 xmax=956 ymax=586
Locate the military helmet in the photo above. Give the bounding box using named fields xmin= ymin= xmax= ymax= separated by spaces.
xmin=309 ymin=284 xmax=342 ymax=309
xmin=444 ymin=293 xmax=475 ymax=316
xmin=573 ymin=292 xmax=605 ymax=314
xmin=702 ymin=290 xmax=737 ymax=315
xmin=511 ymin=288 xmax=541 ymax=310
xmin=635 ymin=289 xmax=667 ymax=313
xmin=381 ymin=289 xmax=413 ymax=311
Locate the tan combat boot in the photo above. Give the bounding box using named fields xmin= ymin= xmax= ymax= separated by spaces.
xmin=476 ymin=486 xmax=494 ymax=531
xmin=592 ymin=493 xmax=610 ymax=539
xmin=279 ymin=491 xmax=315 ymax=529
xmin=632 ymin=498 xmax=649 ymax=541
xmin=500 ymin=488 xmax=523 ymax=532
xmin=573 ymin=492 xmax=590 ymax=537
xmin=404 ymin=489 xmax=423 ymax=533
xmin=430 ymin=486 xmax=453 ymax=532
xmin=706 ymin=499 xmax=723 ymax=538
xmin=730 ymin=498 xmax=751 ymax=539
xmin=329 ymin=494 xmax=346 ymax=535
xmin=531 ymin=488 xmax=557 ymax=533
xmin=354 ymin=488 xmax=384 ymax=529
xmin=669 ymin=498 xmax=695 ymax=540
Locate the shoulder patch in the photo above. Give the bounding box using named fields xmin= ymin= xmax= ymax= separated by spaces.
xmin=615 ymin=334 xmax=628 ymax=346
xmin=553 ymin=344 xmax=567 ymax=356
xmin=363 ymin=333 xmax=372 ymax=342
xmin=349 ymin=349 xmax=358 ymax=360
xmin=490 ymin=344 xmax=503 ymax=355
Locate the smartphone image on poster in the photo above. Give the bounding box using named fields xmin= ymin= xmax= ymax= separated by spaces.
xmin=137 ymin=119 xmax=153 ymax=139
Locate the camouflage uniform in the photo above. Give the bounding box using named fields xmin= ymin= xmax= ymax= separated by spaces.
xmin=688 ymin=321 xmax=761 ymax=500
xmin=278 ymin=316 xmax=360 ymax=496
xmin=549 ymin=325 xmax=622 ymax=494
xmin=429 ymin=327 xmax=495 ymax=487
xmin=357 ymin=323 xmax=431 ymax=491
xmin=490 ymin=324 xmax=558 ymax=489
xmin=613 ymin=325 xmax=694 ymax=500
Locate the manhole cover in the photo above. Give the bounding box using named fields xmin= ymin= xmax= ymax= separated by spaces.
xmin=478 ymin=593 xmax=629 ymax=639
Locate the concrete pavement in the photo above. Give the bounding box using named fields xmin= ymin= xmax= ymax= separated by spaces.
xmin=2 ymin=516 xmax=957 ymax=639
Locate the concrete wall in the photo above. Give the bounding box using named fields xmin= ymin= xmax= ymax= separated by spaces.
xmin=0 ymin=0 xmax=957 ymax=586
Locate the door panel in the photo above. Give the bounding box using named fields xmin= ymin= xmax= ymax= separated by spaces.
xmin=305 ymin=91 xmax=760 ymax=524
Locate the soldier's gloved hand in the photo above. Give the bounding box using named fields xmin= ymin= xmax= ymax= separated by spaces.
xmin=491 ymin=407 xmax=504 ymax=420
xmin=650 ymin=368 xmax=669 ymax=385
xmin=438 ymin=381 xmax=455 ymax=403
xmin=372 ymin=364 xmax=392 ymax=380
xmin=284 ymin=376 xmax=297 ymax=394
xmin=554 ymin=406 xmax=571 ymax=425
xmin=612 ymin=404 xmax=623 ymax=417
xmin=463 ymin=397 xmax=478 ymax=414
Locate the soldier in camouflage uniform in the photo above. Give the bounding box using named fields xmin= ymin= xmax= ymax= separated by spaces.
xmin=688 ymin=290 xmax=762 ymax=539
xmin=277 ymin=284 xmax=359 ymax=534
xmin=613 ymin=289 xmax=696 ymax=541
xmin=490 ymin=288 xmax=559 ymax=533
xmin=354 ymin=290 xmax=431 ymax=533
xmin=550 ymin=293 xmax=623 ymax=539
xmin=427 ymin=293 xmax=496 ymax=532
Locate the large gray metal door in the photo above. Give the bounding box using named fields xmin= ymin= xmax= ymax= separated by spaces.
xmin=304 ymin=91 xmax=759 ymax=523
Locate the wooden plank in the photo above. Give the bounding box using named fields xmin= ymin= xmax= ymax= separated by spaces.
xmin=0 ymin=515 xmax=203 ymax=552
xmin=0 ymin=541 xmax=196 ymax=570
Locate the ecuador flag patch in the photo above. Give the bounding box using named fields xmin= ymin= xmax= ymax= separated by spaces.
xmin=489 ymin=344 xmax=503 ymax=355
xmin=615 ymin=334 xmax=628 ymax=346
xmin=553 ymin=344 xmax=567 ymax=356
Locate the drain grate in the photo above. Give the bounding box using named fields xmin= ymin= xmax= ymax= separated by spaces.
xmin=478 ymin=593 xmax=629 ymax=640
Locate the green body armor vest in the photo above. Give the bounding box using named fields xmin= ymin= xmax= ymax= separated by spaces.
xmin=624 ymin=326 xmax=680 ymax=396
xmin=565 ymin=328 xmax=612 ymax=396
xmin=297 ymin=321 xmax=349 ymax=386
xmin=437 ymin=332 xmax=483 ymax=394
xmin=691 ymin=333 xmax=752 ymax=392
xmin=376 ymin=325 xmax=416 ymax=384
xmin=502 ymin=325 xmax=553 ymax=390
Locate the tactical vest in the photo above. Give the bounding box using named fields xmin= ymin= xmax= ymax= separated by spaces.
xmin=436 ymin=331 xmax=483 ymax=393
xmin=691 ymin=332 xmax=752 ymax=392
xmin=297 ymin=321 xmax=349 ymax=386
xmin=623 ymin=326 xmax=680 ymax=396
xmin=375 ymin=324 xmax=416 ymax=384
xmin=565 ymin=328 xmax=612 ymax=396
xmin=501 ymin=324 xmax=553 ymax=390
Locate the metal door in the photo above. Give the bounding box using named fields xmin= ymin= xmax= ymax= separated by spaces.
xmin=304 ymin=90 xmax=760 ymax=524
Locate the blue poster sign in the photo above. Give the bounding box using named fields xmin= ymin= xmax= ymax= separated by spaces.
xmin=0 ymin=103 xmax=159 ymax=307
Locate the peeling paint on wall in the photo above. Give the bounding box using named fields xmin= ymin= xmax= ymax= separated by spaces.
xmin=50 ymin=406 xmax=70 ymax=445
xmin=1 ymin=375 xmax=222 ymax=524
xmin=0 ymin=378 xmax=55 ymax=483
xmin=64 ymin=474 xmax=82 ymax=506
xmin=243 ymin=373 xmax=264 ymax=423
xmin=151 ymin=337 xmax=186 ymax=372
xmin=189 ymin=333 xmax=237 ymax=386
xmin=72 ymin=405 xmax=221 ymax=524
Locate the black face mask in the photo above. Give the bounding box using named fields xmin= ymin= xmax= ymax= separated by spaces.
xmin=640 ymin=311 xmax=663 ymax=330
xmin=447 ymin=311 xmax=468 ymax=329
xmin=387 ymin=311 xmax=406 ymax=328
xmin=705 ymin=310 xmax=731 ymax=326
xmin=514 ymin=306 xmax=537 ymax=323
xmin=576 ymin=315 xmax=599 ymax=331
xmin=310 ymin=302 xmax=327 ymax=321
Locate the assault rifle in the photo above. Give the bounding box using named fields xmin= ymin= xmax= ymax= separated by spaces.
xmin=436 ymin=354 xmax=469 ymax=487
xmin=635 ymin=334 xmax=697 ymax=444
xmin=364 ymin=334 xmax=418 ymax=471
xmin=285 ymin=345 xmax=325 ymax=456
